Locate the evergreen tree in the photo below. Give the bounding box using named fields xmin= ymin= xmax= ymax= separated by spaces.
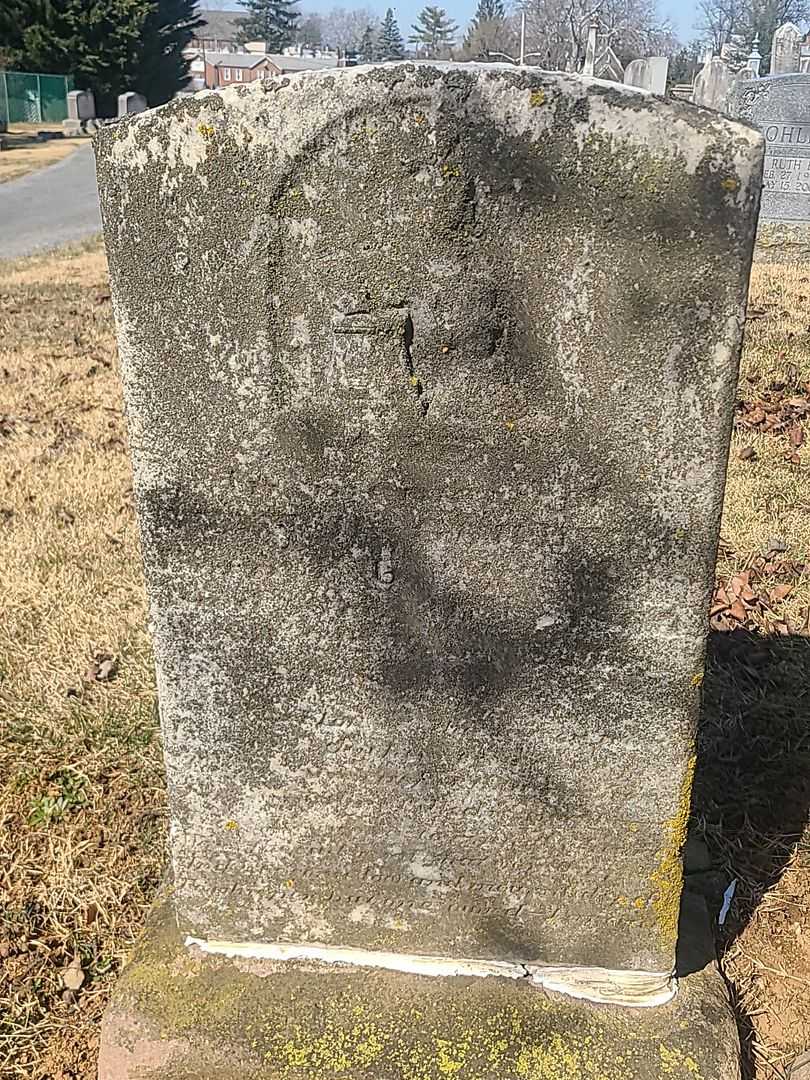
xmin=358 ymin=23 xmax=377 ymax=61
xmin=463 ymin=0 xmax=508 ymax=58
xmin=0 ymin=0 xmax=198 ymax=114
xmin=135 ymin=0 xmax=203 ymax=105
xmin=409 ymin=5 xmax=458 ymax=56
xmin=472 ymin=0 xmax=505 ymax=21
xmin=237 ymin=0 xmax=300 ymax=51
xmin=378 ymin=6 xmax=405 ymax=58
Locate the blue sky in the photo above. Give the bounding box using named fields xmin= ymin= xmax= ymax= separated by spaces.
xmin=209 ymin=0 xmax=697 ymax=46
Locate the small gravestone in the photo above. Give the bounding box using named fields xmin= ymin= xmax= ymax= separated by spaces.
xmin=63 ymin=89 xmax=96 ymax=137
xmin=728 ymin=73 xmax=810 ymax=259
xmin=117 ymin=91 xmax=147 ymax=117
xmin=623 ymin=56 xmax=669 ymax=95
xmin=692 ymin=55 xmax=733 ymax=110
xmin=95 ymin=64 xmax=762 ymax=1079
xmin=67 ymin=89 xmax=95 ymax=121
xmin=771 ymin=22 xmax=803 ymax=76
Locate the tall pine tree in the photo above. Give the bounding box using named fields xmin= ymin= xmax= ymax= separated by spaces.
xmin=358 ymin=24 xmax=377 ymax=62
xmin=463 ymin=0 xmax=508 ymax=58
xmin=378 ymin=7 xmax=405 ymax=59
xmin=237 ymin=0 xmax=300 ymax=51
xmin=135 ymin=0 xmax=203 ymax=104
xmin=409 ymin=6 xmax=457 ymax=57
xmin=471 ymin=0 xmax=504 ymax=20
xmin=0 ymin=0 xmax=199 ymax=114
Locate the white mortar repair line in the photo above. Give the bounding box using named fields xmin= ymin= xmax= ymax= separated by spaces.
xmin=185 ymin=937 xmax=676 ymax=1008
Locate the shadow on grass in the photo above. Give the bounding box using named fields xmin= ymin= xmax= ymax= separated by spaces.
xmin=686 ymin=629 xmax=810 ymax=1079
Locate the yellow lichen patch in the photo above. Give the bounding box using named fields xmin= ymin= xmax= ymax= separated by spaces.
xmin=659 ymin=1044 xmax=704 ymax=1076
xmin=529 ymin=90 xmax=547 ymax=108
xmin=224 ymin=818 xmax=239 ymax=830
xmin=514 ymin=1032 xmax=632 ymax=1080
xmin=435 ymin=1036 xmax=470 ymax=1076
xmin=649 ymin=754 xmax=696 ymax=947
xmin=441 ymin=163 xmax=461 ymax=178
xmin=196 ymin=122 xmax=216 ymax=140
xmin=721 ymin=177 xmax=739 ymax=192
xmin=689 ymin=673 xmax=703 ymax=688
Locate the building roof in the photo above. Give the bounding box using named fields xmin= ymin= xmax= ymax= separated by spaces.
xmin=205 ymin=52 xmax=268 ymax=69
xmin=267 ymin=54 xmax=340 ymax=71
xmin=195 ymin=10 xmax=244 ymax=43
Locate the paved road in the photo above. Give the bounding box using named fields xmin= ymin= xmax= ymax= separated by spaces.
xmin=0 ymin=145 xmax=102 ymax=260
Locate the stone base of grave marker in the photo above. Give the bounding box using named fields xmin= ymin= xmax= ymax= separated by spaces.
xmin=98 ymin=889 xmax=740 ymax=1080
xmin=754 ymin=221 xmax=810 ymax=262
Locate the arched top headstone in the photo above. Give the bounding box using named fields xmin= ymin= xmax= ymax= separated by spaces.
xmin=95 ymin=62 xmax=763 ymax=981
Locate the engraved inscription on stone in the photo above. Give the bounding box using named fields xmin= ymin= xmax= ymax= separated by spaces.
xmin=762 ymin=121 xmax=810 ymax=195
xmin=728 ymin=76 xmax=810 ymax=221
xmin=96 ymin=65 xmax=763 ymax=977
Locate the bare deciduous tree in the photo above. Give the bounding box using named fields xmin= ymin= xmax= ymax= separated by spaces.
xmin=514 ymin=0 xmax=676 ymax=72
xmin=320 ymin=5 xmax=378 ymax=50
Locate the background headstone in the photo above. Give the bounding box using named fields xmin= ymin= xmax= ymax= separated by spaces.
xmin=623 ymin=56 xmax=669 ymax=95
xmin=117 ymin=91 xmax=147 ymax=117
xmin=728 ymin=73 xmax=810 ymax=260
xmin=96 ymin=66 xmax=763 ymax=986
xmin=67 ymin=89 xmax=95 ymax=122
xmin=772 ymin=22 xmax=803 ymax=76
xmin=692 ymin=55 xmax=733 ymax=110
xmin=728 ymin=74 xmax=810 ymax=222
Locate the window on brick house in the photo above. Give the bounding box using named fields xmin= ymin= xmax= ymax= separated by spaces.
xmin=222 ymin=68 xmax=231 ymax=80
xmin=235 ymin=68 xmax=243 ymax=81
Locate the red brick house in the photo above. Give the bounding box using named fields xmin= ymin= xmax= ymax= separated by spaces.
xmin=203 ymin=53 xmax=276 ymax=88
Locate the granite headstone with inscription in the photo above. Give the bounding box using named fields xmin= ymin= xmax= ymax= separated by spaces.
xmin=728 ymin=74 xmax=810 ymax=258
xmin=95 ymin=64 xmax=762 ymax=1080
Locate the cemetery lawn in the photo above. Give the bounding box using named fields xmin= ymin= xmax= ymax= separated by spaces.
xmin=0 ymin=240 xmax=165 ymax=1079
xmin=0 ymin=125 xmax=85 ymax=185
xmin=0 ymin=241 xmax=807 ymax=1080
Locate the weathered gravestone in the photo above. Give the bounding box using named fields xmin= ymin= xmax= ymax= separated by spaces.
xmin=691 ymin=55 xmax=734 ymax=110
xmin=728 ymin=74 xmax=810 ymax=259
xmin=623 ymin=56 xmax=669 ymax=95
xmin=95 ymin=64 xmax=763 ymax=1079
xmin=63 ymin=89 xmax=96 ymax=137
xmin=67 ymin=88 xmax=95 ymax=121
xmin=117 ymin=91 xmax=147 ymax=116
xmin=771 ymin=22 xmax=803 ymax=76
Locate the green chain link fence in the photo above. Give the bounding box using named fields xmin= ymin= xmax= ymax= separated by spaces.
xmin=0 ymin=71 xmax=74 ymax=130
xmin=0 ymin=74 xmax=8 ymax=132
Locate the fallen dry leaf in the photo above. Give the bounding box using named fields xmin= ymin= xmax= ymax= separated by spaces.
xmin=728 ymin=599 xmax=747 ymax=621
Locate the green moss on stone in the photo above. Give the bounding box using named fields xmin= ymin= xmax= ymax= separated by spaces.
xmin=649 ymin=754 xmax=696 ymax=949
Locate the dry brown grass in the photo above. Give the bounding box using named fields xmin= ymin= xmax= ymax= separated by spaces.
xmin=0 ymin=240 xmax=165 ymax=1079
xmin=0 ymin=125 xmax=85 ymax=185
xmin=0 ymin=244 xmax=808 ymax=1078
xmin=695 ymin=260 xmax=810 ymax=1080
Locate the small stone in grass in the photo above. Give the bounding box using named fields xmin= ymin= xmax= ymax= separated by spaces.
xmin=61 ymin=955 xmax=85 ymax=992
xmin=763 ymin=537 xmax=788 ymax=555
xmin=84 ymin=654 xmax=118 ymax=683
xmin=737 ymin=445 xmax=756 ymax=461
